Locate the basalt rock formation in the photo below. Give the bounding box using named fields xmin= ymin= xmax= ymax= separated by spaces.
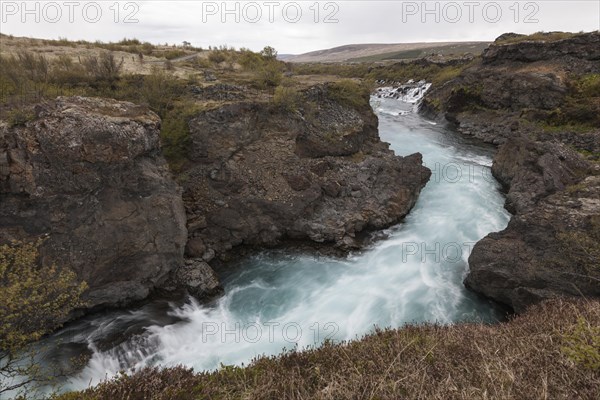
xmin=421 ymin=31 xmax=600 ymax=312
xmin=464 ymin=138 xmax=599 ymax=313
xmin=182 ymin=84 xmax=431 ymax=263
xmin=421 ymin=31 xmax=599 ymax=149
xmin=0 ymin=97 xmax=188 ymax=311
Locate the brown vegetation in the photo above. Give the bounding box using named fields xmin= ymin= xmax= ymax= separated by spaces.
xmin=56 ymin=299 xmax=600 ymax=400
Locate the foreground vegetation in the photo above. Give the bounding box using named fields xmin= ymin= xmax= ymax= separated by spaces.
xmin=0 ymin=241 xmax=86 ymax=396
xmin=55 ymin=299 xmax=600 ymax=400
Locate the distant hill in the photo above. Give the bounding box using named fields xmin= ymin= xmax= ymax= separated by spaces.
xmin=286 ymin=41 xmax=491 ymax=63
xmin=276 ymin=54 xmax=295 ymax=61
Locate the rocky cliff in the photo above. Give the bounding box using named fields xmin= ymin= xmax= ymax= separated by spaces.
xmin=465 ymin=138 xmax=599 ymax=312
xmin=0 ymin=97 xmax=188 ymax=311
xmin=182 ymin=84 xmax=431 ymax=264
xmin=421 ymin=31 xmax=600 ymax=312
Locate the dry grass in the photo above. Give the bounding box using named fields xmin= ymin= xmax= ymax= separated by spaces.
xmin=56 ymin=299 xmax=600 ymax=400
xmin=0 ymin=35 xmax=202 ymax=78
xmin=496 ymin=32 xmax=580 ymax=45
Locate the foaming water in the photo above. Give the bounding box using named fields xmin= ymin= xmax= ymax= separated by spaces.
xmin=39 ymin=88 xmax=510 ymax=392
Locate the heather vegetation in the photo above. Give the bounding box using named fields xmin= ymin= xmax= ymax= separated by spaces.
xmin=290 ymin=59 xmax=473 ymax=86
xmin=1 ymin=37 xmax=378 ymax=170
xmin=0 ymin=37 xmax=300 ymax=169
xmin=547 ymin=73 xmax=600 ymax=129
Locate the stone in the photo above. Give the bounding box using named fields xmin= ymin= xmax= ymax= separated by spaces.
xmin=174 ymin=259 xmax=223 ymax=300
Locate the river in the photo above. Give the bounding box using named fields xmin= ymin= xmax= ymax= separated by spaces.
xmin=34 ymin=86 xmax=511 ymax=393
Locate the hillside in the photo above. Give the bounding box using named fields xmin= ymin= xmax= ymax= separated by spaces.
xmin=286 ymin=41 xmax=490 ymax=63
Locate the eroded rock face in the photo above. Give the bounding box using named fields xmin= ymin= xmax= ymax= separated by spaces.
xmin=483 ymin=32 xmax=600 ymax=64
xmin=464 ymin=136 xmax=599 ymax=313
xmin=0 ymin=97 xmax=188 ymax=310
xmin=466 ymin=167 xmax=600 ymax=313
xmin=420 ymin=31 xmax=600 ymax=312
xmin=421 ymin=31 xmax=600 ymax=149
xmin=182 ymin=84 xmax=431 ymax=261
xmin=491 ymin=137 xmax=590 ymax=213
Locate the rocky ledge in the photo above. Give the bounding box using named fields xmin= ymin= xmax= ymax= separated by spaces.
xmin=421 ymin=31 xmax=600 ymax=312
xmin=182 ymin=83 xmax=431 ymax=263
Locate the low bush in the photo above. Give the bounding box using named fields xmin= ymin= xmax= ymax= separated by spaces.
xmin=326 ymin=80 xmax=370 ymax=110
xmin=254 ymin=61 xmax=283 ymax=89
xmin=1 ymin=240 xmax=87 ymax=396
xmin=272 ymin=85 xmax=300 ymax=112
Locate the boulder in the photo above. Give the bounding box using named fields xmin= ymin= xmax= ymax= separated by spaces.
xmin=172 ymin=259 xmax=223 ymax=300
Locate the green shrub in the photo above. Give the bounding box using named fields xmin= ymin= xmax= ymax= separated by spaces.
xmin=272 ymin=86 xmax=299 ymax=112
xmin=160 ymin=102 xmax=201 ymax=170
xmin=81 ymin=52 xmax=123 ymax=84
xmin=575 ymin=74 xmax=600 ymax=98
xmin=562 ymin=316 xmax=600 ymax=370
xmin=254 ymin=61 xmax=283 ymax=88
xmin=16 ymin=51 xmax=49 ymax=83
xmin=140 ymin=67 xmax=184 ymax=117
xmin=0 ymin=240 xmax=87 ymax=395
xmin=118 ymin=37 xmax=142 ymax=46
xmin=208 ymin=46 xmax=235 ymax=64
xmin=547 ymin=74 xmax=600 ymax=128
xmin=260 ymin=46 xmax=278 ymax=61
xmin=239 ymin=50 xmax=264 ymax=71
xmin=327 ymin=80 xmax=370 ymax=110
xmin=163 ymin=50 xmax=188 ymax=60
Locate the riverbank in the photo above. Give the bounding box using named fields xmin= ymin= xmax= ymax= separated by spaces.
xmin=420 ymin=31 xmax=600 ymax=312
xmin=57 ymin=298 xmax=600 ymax=400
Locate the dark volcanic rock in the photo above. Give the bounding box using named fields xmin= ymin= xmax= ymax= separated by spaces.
xmin=421 ymin=31 xmax=600 ymax=312
xmin=491 ymin=137 xmax=590 ymax=213
xmin=171 ymin=259 xmax=224 ymax=300
xmin=421 ymin=31 xmax=600 ymax=148
xmin=182 ymin=84 xmax=431 ymax=261
xmin=466 ymin=172 xmax=600 ymax=313
xmin=0 ymin=97 xmax=188 ymax=310
xmin=483 ymin=32 xmax=600 ymax=65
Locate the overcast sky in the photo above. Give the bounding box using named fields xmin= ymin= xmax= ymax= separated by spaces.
xmin=1 ymin=1 xmax=599 ymax=54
